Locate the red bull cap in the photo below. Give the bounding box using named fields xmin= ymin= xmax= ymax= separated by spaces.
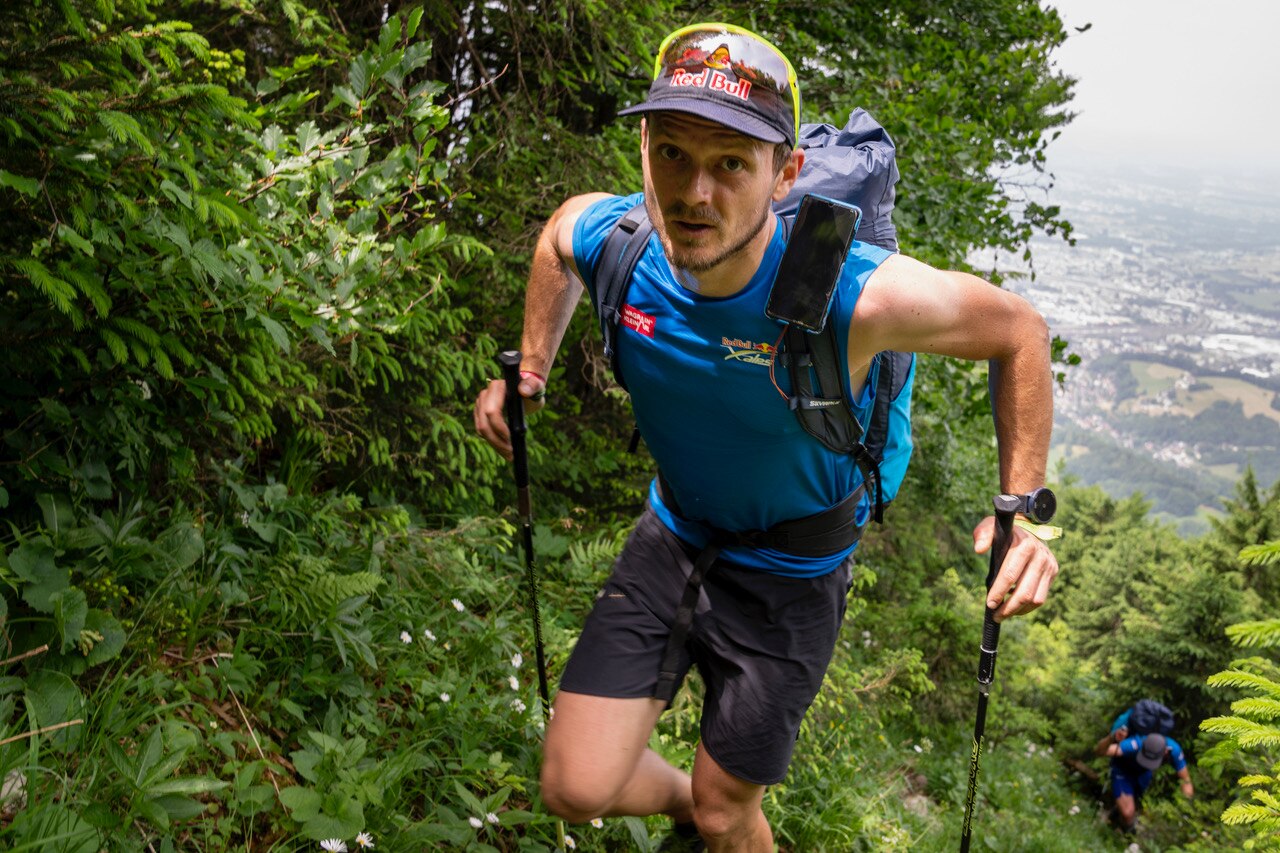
xmin=619 ymin=22 xmax=801 ymax=148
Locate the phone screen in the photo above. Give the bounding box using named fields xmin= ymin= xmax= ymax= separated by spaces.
xmin=764 ymin=194 xmax=862 ymax=333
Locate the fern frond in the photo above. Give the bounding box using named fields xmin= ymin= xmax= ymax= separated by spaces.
xmin=1223 ymin=802 xmax=1278 ymax=826
xmin=1228 ymin=620 xmax=1280 ymax=649
xmin=1233 ymin=698 xmax=1280 ymax=721
xmin=269 ymin=554 xmax=383 ymax=620
xmin=63 ymin=265 xmax=111 ymax=316
xmin=1200 ymin=716 xmax=1280 ymax=749
xmin=99 ymin=327 xmax=129 ymax=364
xmin=1206 ymin=669 xmax=1280 ymax=700
xmin=1254 ymin=789 xmax=1280 ymax=810
xmin=11 ymin=257 xmax=84 ymax=323
xmin=110 ymin=316 xmax=164 ymax=349
xmin=1239 ymin=775 xmax=1277 ymax=787
xmin=161 ymin=335 xmax=197 ymax=368
xmin=1240 ymin=541 xmax=1280 ymax=567
xmin=98 ymin=110 xmax=155 ymax=155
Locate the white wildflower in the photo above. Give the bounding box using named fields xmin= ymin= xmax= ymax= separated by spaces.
xmin=511 ymin=652 xmax=523 ymax=668
xmin=1069 ymin=804 xmax=1080 ymax=816
xmin=320 ymin=841 xmax=348 ymax=853
xmin=1126 ymin=844 xmax=1141 ymax=853
xmin=511 ymin=698 xmax=526 ymax=713
xmin=423 ymin=628 xmax=436 ymax=641
xmin=913 ymin=744 xmax=923 ymax=753
xmin=134 ymin=379 xmax=152 ymax=400
xmin=452 ymin=598 xmax=466 ymax=612
xmin=564 ymin=836 xmax=576 ymax=849
xmin=486 ymin=812 xmax=500 ymax=824
xmin=440 ymin=693 xmax=450 ymax=703
xmin=591 ymin=818 xmax=604 ymax=828
xmin=355 ymin=832 xmax=375 ymax=849
xmin=400 ymin=631 xmax=412 ymax=644
xmin=508 ymin=675 xmax=519 ymax=691
xmin=468 ymin=816 xmax=483 ymax=829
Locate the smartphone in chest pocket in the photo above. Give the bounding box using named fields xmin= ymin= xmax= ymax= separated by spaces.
xmin=764 ymin=194 xmax=862 ymax=333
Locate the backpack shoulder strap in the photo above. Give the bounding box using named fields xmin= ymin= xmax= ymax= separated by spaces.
xmin=781 ymin=324 xmax=886 ymax=522
xmin=593 ymin=203 xmax=653 ymax=392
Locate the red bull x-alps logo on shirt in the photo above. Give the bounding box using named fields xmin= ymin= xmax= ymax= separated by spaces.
xmin=667 ymin=44 xmax=752 ymax=101
xmin=721 ymin=336 xmax=774 ymax=366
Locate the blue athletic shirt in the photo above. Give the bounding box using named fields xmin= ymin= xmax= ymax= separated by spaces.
xmin=1115 ymin=735 xmax=1187 ymax=774
xmin=573 ymin=193 xmax=895 ymax=578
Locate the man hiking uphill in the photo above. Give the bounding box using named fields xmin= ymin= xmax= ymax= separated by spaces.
xmin=1095 ymin=703 xmax=1194 ymax=833
xmin=474 ymin=22 xmax=1060 ymax=852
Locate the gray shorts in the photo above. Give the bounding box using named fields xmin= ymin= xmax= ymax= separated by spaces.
xmin=559 ymin=508 xmax=852 ymax=785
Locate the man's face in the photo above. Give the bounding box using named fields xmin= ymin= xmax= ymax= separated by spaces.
xmin=641 ymin=112 xmax=789 ymax=275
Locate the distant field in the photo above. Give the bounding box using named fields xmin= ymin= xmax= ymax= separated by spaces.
xmin=1178 ymin=376 xmax=1280 ymax=422
xmin=1124 ymin=359 xmax=1280 ymax=423
xmin=1130 ymin=361 xmax=1181 ymax=395
xmin=1231 ymin=289 xmax=1280 ymax=314
xmin=1207 ymin=462 xmax=1241 ymax=480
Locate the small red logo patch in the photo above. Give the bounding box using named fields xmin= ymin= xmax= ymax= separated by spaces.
xmin=622 ymin=304 xmax=655 ymax=338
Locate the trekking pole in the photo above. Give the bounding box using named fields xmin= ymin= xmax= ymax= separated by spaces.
xmin=960 ymin=490 xmax=1055 ymax=851
xmin=498 ymin=351 xmax=552 ymax=722
xmin=959 ymin=494 xmax=1019 ymax=853
xmin=499 ymin=351 xmax=567 ymax=852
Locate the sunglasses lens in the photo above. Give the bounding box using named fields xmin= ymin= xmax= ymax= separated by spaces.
xmin=654 ymin=24 xmax=799 ymax=143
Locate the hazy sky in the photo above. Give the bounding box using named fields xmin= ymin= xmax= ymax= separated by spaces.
xmin=1046 ymin=0 xmax=1280 ymax=181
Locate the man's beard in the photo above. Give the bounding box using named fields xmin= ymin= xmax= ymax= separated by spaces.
xmin=646 ymin=196 xmax=772 ymax=274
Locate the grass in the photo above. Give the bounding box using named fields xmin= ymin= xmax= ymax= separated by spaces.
xmin=0 ymin=486 xmax=1250 ymax=851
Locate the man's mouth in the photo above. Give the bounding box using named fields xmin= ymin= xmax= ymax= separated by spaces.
xmin=674 ymin=220 xmax=714 ymax=237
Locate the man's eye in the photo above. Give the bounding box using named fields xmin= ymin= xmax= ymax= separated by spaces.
xmin=658 ymin=145 xmax=682 ymax=161
xmin=722 ymin=157 xmax=745 ymax=173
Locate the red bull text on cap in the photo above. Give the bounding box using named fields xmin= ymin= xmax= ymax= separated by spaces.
xmin=619 ymin=23 xmax=801 ymax=148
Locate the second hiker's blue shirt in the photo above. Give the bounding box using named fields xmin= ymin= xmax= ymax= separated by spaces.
xmin=573 ymin=193 xmax=901 ymax=578
xmin=1115 ymin=734 xmax=1187 ymax=775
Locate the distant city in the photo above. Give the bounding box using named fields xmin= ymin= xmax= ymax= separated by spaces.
xmin=979 ymin=162 xmax=1280 ymax=533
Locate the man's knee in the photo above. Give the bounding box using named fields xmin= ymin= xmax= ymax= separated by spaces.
xmin=692 ymin=799 xmax=755 ymax=842
xmin=690 ymin=759 xmax=766 ymax=843
xmin=540 ymin=758 xmax=614 ymax=824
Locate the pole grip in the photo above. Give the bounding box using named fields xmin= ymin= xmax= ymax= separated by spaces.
xmin=976 ymin=496 xmax=1018 ymax=685
xmin=499 ymin=351 xmax=531 ymax=514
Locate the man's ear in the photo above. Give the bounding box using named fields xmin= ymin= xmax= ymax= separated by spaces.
xmin=772 ymin=147 xmax=805 ymax=202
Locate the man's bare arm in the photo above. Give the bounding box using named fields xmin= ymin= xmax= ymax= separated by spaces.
xmin=518 ymin=193 xmax=613 ymax=379
xmin=852 ymin=254 xmax=1052 ymax=492
xmin=851 ymin=254 xmax=1057 ymax=621
xmin=474 ymin=192 xmax=611 ymax=458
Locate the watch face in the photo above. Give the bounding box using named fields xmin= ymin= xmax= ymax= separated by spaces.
xmin=1030 ymin=488 xmax=1057 ymax=523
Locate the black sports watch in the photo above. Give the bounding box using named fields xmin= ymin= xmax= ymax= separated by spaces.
xmin=994 ymin=487 xmax=1056 ymax=523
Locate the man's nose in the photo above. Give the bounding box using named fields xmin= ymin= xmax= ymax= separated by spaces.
xmin=678 ymin=167 xmax=713 ymax=208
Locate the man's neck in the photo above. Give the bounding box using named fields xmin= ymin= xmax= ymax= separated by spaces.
xmin=670 ymin=214 xmax=777 ymax=298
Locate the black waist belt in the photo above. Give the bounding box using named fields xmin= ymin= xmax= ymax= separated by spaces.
xmin=652 ymin=474 xmax=866 ymax=704
xmin=656 ymin=473 xmax=866 ymax=558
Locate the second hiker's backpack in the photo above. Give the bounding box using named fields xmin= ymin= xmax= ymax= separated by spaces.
xmin=1128 ymin=699 xmax=1176 ymax=736
xmin=592 ymin=109 xmax=915 ymax=527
